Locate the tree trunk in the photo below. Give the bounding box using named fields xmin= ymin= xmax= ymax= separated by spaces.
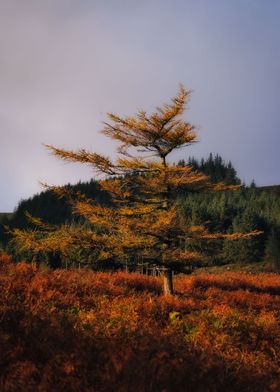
xmin=163 ymin=268 xmax=174 ymax=295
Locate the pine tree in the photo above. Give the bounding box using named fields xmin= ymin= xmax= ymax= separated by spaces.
xmin=9 ymin=85 xmax=257 ymax=295
xmin=223 ymin=208 xmax=266 ymax=263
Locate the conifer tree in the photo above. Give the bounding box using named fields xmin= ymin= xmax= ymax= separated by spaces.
xmin=222 ymin=208 xmax=265 ymax=263
xmin=10 ymin=85 xmax=258 ymax=294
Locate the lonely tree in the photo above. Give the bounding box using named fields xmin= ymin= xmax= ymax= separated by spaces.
xmin=11 ymin=86 xmax=256 ymax=294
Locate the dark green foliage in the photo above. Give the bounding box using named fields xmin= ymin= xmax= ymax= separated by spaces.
xmin=2 ymin=155 xmax=280 ymax=268
xmin=178 ymin=186 xmax=280 ymax=266
xmin=222 ymin=208 xmax=266 ymax=263
xmin=0 ymin=213 xmax=13 ymax=223
xmin=265 ymin=228 xmax=280 ymax=270
xmin=179 ymin=153 xmax=241 ymax=185
xmin=13 ymin=179 xmax=110 ymax=227
xmin=1 ymin=180 xmax=111 ymax=245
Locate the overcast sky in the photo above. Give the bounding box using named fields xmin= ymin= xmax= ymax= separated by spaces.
xmin=0 ymin=0 xmax=280 ymax=211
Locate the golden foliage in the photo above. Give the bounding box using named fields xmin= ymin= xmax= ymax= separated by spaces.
xmin=45 ymin=145 xmax=116 ymax=175
xmin=103 ymin=85 xmax=196 ymax=158
xmin=9 ymin=224 xmax=95 ymax=253
xmin=10 ymin=85 xmax=255 ymax=271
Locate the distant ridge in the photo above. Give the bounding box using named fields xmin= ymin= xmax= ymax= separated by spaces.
xmin=0 ymin=213 xmax=13 ymax=222
xmin=258 ymin=185 xmax=280 ymax=195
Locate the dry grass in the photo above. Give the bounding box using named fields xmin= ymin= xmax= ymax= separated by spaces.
xmin=1 ymin=256 xmax=280 ymax=391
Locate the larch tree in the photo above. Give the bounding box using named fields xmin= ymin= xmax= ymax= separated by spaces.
xmin=10 ymin=85 xmax=259 ymax=295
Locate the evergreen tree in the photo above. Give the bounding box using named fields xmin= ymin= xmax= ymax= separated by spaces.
xmin=223 ymin=208 xmax=266 ymax=263
xmin=184 ymin=154 xmax=241 ymax=185
xmin=9 ymin=86 xmax=258 ymax=294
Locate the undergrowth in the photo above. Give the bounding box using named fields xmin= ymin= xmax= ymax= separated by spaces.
xmin=0 ymin=256 xmax=280 ymax=392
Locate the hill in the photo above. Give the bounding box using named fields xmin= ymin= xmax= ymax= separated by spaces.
xmin=0 ymin=213 xmax=13 ymax=223
xmin=4 ymin=153 xmax=240 ymax=230
xmin=1 ymin=256 xmax=280 ymax=391
xmin=258 ymin=185 xmax=280 ymax=196
xmin=2 ymin=155 xmax=280 ymax=270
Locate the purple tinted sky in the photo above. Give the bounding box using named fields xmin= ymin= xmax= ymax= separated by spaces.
xmin=0 ymin=0 xmax=280 ymax=211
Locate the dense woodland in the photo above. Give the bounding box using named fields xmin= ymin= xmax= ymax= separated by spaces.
xmin=1 ymin=153 xmax=280 ymax=270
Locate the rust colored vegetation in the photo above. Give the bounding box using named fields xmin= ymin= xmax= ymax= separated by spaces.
xmin=1 ymin=256 xmax=280 ymax=392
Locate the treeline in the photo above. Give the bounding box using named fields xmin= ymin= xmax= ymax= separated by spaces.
xmin=2 ymin=179 xmax=111 ymax=229
xmin=178 ymin=186 xmax=280 ymax=265
xmin=179 ymin=152 xmax=241 ymax=185
xmin=178 ymin=155 xmax=280 ymax=267
xmin=1 ymin=154 xmax=280 ymax=269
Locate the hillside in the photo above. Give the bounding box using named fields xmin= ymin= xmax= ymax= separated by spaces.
xmin=1 ymin=154 xmax=280 ymax=270
xmin=1 ymin=255 xmax=280 ymax=391
xmin=258 ymin=185 xmax=280 ymax=196
xmin=3 ymin=183 xmax=280 ymax=268
xmin=0 ymin=213 xmax=13 ymax=223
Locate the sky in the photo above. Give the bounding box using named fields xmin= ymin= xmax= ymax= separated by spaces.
xmin=0 ymin=0 xmax=280 ymax=212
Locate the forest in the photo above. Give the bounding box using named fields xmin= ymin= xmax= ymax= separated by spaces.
xmin=1 ymin=153 xmax=280 ymax=272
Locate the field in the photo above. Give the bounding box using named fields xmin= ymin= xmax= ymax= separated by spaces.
xmin=1 ymin=256 xmax=280 ymax=391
